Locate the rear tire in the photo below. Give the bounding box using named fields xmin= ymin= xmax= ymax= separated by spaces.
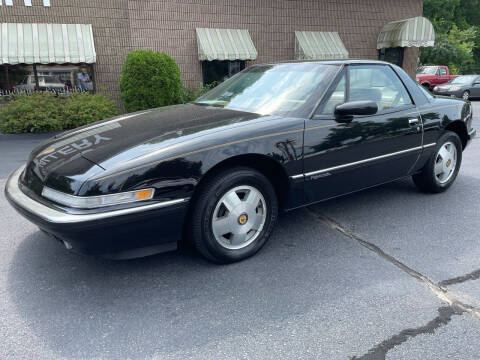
xmin=189 ymin=167 xmax=278 ymax=263
xmin=412 ymin=131 xmax=462 ymax=193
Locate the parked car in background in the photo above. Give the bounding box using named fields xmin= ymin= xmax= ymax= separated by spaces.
xmin=15 ymin=75 xmax=66 ymax=92
xmin=416 ymin=66 xmax=459 ymax=90
xmin=5 ymin=60 xmax=476 ymax=263
xmin=432 ymin=75 xmax=480 ymax=100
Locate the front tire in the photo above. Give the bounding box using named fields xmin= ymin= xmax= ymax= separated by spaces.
xmin=462 ymin=90 xmax=470 ymax=101
xmin=189 ymin=167 xmax=278 ymax=263
xmin=412 ymin=131 xmax=462 ymax=193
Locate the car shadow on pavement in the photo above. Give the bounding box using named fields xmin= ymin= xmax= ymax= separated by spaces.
xmin=6 ymin=207 xmax=364 ymax=358
xmin=4 ymin=176 xmax=464 ymax=359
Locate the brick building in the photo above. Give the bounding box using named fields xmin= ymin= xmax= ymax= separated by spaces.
xmin=0 ymin=0 xmax=434 ymax=105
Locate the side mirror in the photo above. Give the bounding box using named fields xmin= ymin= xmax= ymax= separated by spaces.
xmin=334 ymin=101 xmax=378 ymax=122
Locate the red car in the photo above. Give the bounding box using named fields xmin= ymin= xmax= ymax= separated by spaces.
xmin=416 ymin=66 xmax=459 ymax=90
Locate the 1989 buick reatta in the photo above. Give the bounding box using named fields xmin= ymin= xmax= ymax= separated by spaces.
xmin=5 ymin=60 xmax=476 ymax=263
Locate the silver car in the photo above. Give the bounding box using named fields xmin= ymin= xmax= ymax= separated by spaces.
xmin=15 ymin=75 xmax=65 ymax=92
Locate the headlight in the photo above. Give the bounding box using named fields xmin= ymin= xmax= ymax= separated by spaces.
xmin=433 ymin=86 xmax=439 ymax=91
xmin=450 ymin=86 xmax=461 ymax=91
xmin=41 ymin=186 xmax=155 ymax=209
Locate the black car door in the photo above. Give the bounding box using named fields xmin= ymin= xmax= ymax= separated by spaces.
xmin=301 ymin=64 xmax=423 ymax=203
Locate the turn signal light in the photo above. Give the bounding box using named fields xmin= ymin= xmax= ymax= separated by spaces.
xmin=136 ymin=189 xmax=154 ymax=200
xmin=42 ymin=187 xmax=155 ymax=209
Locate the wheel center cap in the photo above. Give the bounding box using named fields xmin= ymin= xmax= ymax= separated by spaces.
xmin=446 ymin=159 xmax=451 ymax=167
xmin=238 ymin=213 xmax=248 ymax=225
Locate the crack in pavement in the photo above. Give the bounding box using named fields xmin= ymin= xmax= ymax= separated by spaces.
xmin=305 ymin=207 xmax=480 ymax=358
xmin=438 ymin=268 xmax=480 ymax=287
xmin=350 ymin=306 xmax=464 ymax=360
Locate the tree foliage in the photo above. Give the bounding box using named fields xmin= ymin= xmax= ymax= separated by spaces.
xmin=422 ymin=0 xmax=480 ymax=74
xmin=119 ymin=50 xmax=182 ymax=112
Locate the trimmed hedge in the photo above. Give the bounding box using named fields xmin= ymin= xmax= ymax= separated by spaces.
xmin=0 ymin=92 xmax=118 ymax=134
xmin=62 ymin=92 xmax=119 ymax=129
xmin=120 ymin=50 xmax=182 ymax=112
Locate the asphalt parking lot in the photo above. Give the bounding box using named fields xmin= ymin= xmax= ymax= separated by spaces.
xmin=1 ymin=102 xmax=480 ymax=360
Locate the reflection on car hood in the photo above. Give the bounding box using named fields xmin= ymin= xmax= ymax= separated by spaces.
xmin=26 ymin=104 xmax=263 ymax=194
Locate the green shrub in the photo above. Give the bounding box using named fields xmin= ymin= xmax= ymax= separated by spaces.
xmin=62 ymin=92 xmax=119 ymax=129
xmin=0 ymin=92 xmax=119 ymax=134
xmin=0 ymin=92 xmax=63 ymax=133
xmin=120 ymin=50 xmax=182 ymax=112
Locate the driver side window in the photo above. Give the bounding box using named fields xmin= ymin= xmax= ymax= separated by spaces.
xmin=348 ymin=65 xmax=412 ymax=112
xmin=317 ymin=65 xmax=412 ymax=116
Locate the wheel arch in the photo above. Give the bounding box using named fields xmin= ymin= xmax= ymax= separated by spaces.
xmin=193 ymin=153 xmax=291 ymax=208
xmin=421 ymin=81 xmax=431 ymax=89
xmin=180 ymin=153 xmax=291 ymax=249
xmin=445 ymin=120 xmax=468 ymax=149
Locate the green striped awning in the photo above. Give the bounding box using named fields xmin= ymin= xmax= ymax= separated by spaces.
xmin=196 ymin=28 xmax=257 ymax=61
xmin=295 ymin=31 xmax=349 ymax=60
xmin=0 ymin=23 xmax=96 ymax=65
xmin=377 ymin=17 xmax=435 ymax=49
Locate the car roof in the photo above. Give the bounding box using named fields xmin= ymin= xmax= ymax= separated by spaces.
xmin=260 ymin=59 xmax=394 ymax=66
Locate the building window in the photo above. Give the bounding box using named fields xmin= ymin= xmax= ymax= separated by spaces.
xmin=378 ymin=47 xmax=405 ymax=68
xmin=0 ymin=0 xmax=51 ymax=6
xmin=202 ymin=60 xmax=245 ymax=86
xmin=0 ymin=64 xmax=95 ymax=95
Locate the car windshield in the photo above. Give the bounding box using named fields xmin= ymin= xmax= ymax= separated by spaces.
xmin=195 ymin=63 xmax=337 ymax=115
xmin=450 ymin=75 xmax=477 ymax=84
xmin=417 ymin=66 xmax=437 ymax=75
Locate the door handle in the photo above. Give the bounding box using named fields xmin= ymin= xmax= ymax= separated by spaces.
xmin=408 ymin=118 xmax=419 ymax=125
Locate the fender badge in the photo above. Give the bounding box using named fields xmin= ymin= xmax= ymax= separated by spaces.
xmin=311 ymin=172 xmax=332 ymax=180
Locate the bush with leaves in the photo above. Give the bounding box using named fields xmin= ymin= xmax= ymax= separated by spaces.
xmin=0 ymin=92 xmax=63 ymax=133
xmin=62 ymin=92 xmax=119 ymax=129
xmin=181 ymin=82 xmax=219 ymax=103
xmin=120 ymin=50 xmax=182 ymax=112
xmin=0 ymin=92 xmax=118 ymax=133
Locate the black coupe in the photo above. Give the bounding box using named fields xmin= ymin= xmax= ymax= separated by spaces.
xmin=5 ymin=60 xmax=476 ymax=263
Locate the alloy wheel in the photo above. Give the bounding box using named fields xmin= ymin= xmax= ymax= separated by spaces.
xmin=211 ymin=185 xmax=267 ymax=250
xmin=434 ymin=141 xmax=457 ymax=184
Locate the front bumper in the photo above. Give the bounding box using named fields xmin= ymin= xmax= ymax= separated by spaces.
xmin=5 ymin=165 xmax=190 ymax=258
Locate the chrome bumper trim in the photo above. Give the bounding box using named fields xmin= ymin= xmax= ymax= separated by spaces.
xmin=468 ymin=128 xmax=476 ymax=138
xmin=5 ymin=165 xmax=188 ymax=224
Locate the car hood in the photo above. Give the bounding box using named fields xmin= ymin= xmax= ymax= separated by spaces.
xmin=25 ymin=104 xmax=263 ymax=194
